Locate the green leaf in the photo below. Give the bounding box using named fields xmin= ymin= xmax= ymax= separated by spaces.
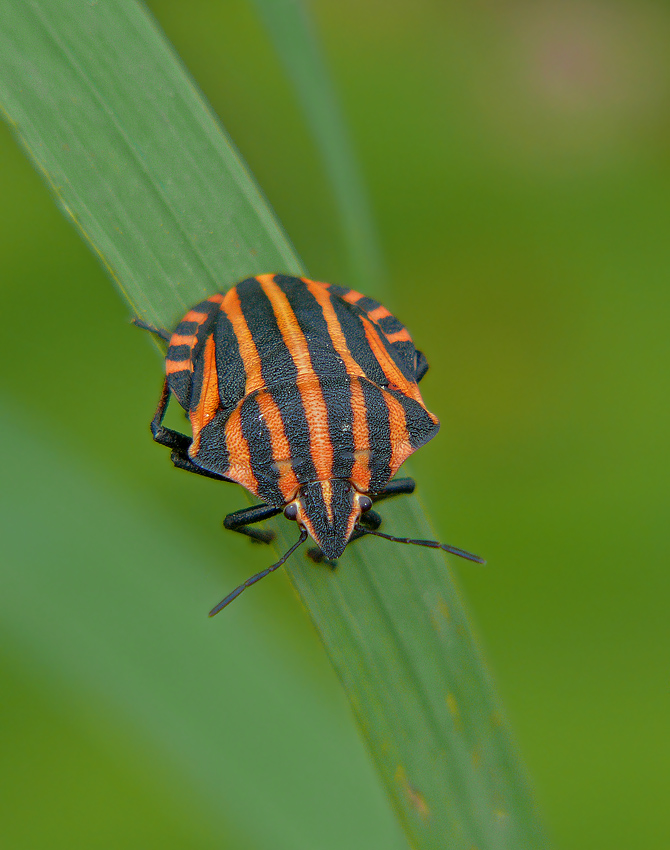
xmin=0 ymin=0 xmax=302 ymax=326
xmin=0 ymin=2 xmax=548 ymax=848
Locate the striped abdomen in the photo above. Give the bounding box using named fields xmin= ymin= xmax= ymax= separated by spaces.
xmin=164 ymin=274 xmax=439 ymax=507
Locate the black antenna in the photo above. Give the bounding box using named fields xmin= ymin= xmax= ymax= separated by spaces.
xmin=209 ymin=528 xmax=309 ymax=616
xmin=355 ymin=526 xmax=485 ymax=564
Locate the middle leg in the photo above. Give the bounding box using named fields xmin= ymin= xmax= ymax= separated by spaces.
xmin=224 ymin=503 xmax=282 ymax=544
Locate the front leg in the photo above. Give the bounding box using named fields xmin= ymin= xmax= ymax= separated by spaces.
xmin=372 ymin=477 xmax=416 ymax=502
xmin=224 ymin=504 xmax=282 ymax=544
xmin=150 ymin=379 xmax=233 ymax=483
xmin=132 ymin=317 xmax=171 ymax=342
xmin=150 ymin=378 xmax=191 ymax=453
xmin=169 ymin=448 xmax=232 ymax=482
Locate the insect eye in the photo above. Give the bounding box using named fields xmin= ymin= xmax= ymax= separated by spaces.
xmin=358 ymin=495 xmax=373 ymax=513
xmin=284 ymin=503 xmax=299 ymax=521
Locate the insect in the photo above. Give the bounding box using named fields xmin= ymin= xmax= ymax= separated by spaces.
xmin=137 ymin=274 xmax=483 ymax=615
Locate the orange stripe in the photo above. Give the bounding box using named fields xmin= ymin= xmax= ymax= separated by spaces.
xmin=320 ymin=480 xmax=334 ymax=523
xmin=368 ymin=304 xmax=392 ymax=322
xmin=360 ymin=316 xmax=425 ymax=405
xmin=294 ymin=374 xmax=333 ymax=480
xmin=304 ymin=280 xmax=372 ymax=488
xmin=258 ymin=274 xmax=332 ymax=480
xmin=384 ymin=392 xmax=414 ymax=476
xmin=168 ymin=301 xmax=220 ymax=374
xmin=166 ymin=359 xmax=192 ymax=375
xmin=256 ymin=389 xmax=299 ymax=501
xmin=349 ymin=378 xmax=371 ymax=491
xmin=303 ymin=280 xmax=365 ymax=379
xmin=385 ymin=328 xmax=412 ymax=344
xmin=182 ymin=309 xmax=209 ymax=324
xmin=314 ymin=279 xmax=425 ymax=408
xmin=341 ymin=288 xmax=365 ymax=305
xmin=206 ymin=294 xmax=224 ymax=304
xmin=221 ymin=287 xmax=265 ymax=395
xmin=222 ymin=405 xmax=259 ymax=496
xmin=189 ymin=335 xmax=219 ymax=453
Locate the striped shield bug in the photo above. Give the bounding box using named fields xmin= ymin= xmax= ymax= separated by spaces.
xmin=136 ymin=274 xmax=484 ymax=614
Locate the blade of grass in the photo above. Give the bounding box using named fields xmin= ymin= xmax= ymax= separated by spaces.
xmin=0 ymin=2 xmax=548 ymax=847
xmin=0 ymin=0 xmax=302 ymax=326
xmin=250 ymin=0 xmax=384 ymax=289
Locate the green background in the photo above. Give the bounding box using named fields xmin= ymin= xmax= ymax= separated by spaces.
xmin=1 ymin=1 xmax=668 ymax=848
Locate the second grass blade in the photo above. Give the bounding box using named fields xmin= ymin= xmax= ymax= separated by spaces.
xmin=251 ymin=0 xmax=384 ymax=289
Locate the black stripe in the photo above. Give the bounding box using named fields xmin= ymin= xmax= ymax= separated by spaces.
xmin=388 ymin=340 xmax=417 ymax=379
xmin=236 ymin=278 xmax=316 ymax=483
xmin=238 ymin=392 xmax=283 ymax=506
xmin=388 ymin=390 xmax=440 ymax=449
xmin=213 ymin=304 xmax=247 ymax=421
xmin=167 ymin=344 xmax=192 ymax=361
xmin=376 ymin=314 xmax=404 ymax=335
xmin=367 ymin=320 xmax=416 ymax=382
xmin=274 ymin=276 xmax=357 ymax=480
xmin=189 ymin=337 xmax=208 ymax=414
xmin=236 ymin=278 xmax=298 ymax=387
xmin=414 ymin=349 xmax=429 ymax=383
xmin=358 ymin=377 xmax=392 ymax=493
xmin=326 ymin=283 xmax=385 ymax=320
xmin=326 ymin=284 xmax=417 ymax=383
xmin=266 ymin=382 xmax=316 ymax=485
xmin=190 ymin=410 xmax=231 ymax=477
xmin=167 ymin=370 xmax=193 ymax=413
xmin=327 ymin=290 xmax=388 ymax=387
xmin=329 ymin=482 xmax=357 ymax=527
xmin=320 ymin=376 xmax=355 ymax=480
xmin=170 ymin=298 xmax=220 ymax=410
xmin=173 ymin=319 xmax=199 ymax=336
xmin=354 ymin=295 xmax=381 ymax=314
xmin=325 ymin=283 xmax=351 ymax=300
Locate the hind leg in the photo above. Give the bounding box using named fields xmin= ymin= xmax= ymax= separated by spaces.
xmin=149 ymin=378 xmax=232 ymax=483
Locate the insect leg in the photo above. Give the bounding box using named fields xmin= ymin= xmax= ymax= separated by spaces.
xmin=149 ymin=378 xmax=239 ymax=486
xmin=372 ymin=477 xmax=416 ymax=502
xmin=359 ymin=509 xmax=382 ymax=530
xmin=224 ymin=504 xmax=282 ymax=544
xmin=132 ymin=317 xmax=171 ymax=342
xmin=150 ymin=378 xmax=191 ymax=452
xmin=150 ymin=379 xmax=235 ymax=483
xmin=168 ymin=449 xmax=232 ymax=482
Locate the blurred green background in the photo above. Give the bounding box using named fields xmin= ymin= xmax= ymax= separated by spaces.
xmin=1 ymin=1 xmax=668 ymax=848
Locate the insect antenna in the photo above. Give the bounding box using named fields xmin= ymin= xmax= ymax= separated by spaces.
xmin=209 ymin=527 xmax=309 ymax=616
xmin=355 ymin=526 xmax=485 ymax=564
